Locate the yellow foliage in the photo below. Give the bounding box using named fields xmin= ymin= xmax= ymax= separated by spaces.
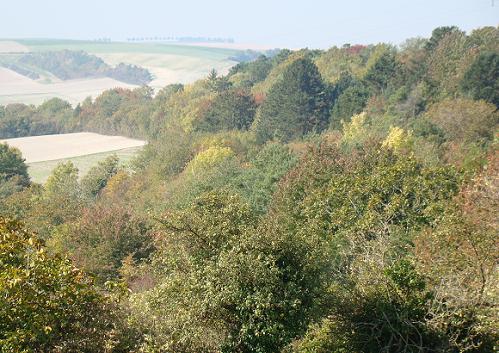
xmin=382 ymin=126 xmax=414 ymax=152
xmin=315 ymin=46 xmax=367 ymax=83
xmin=164 ymin=81 xmax=214 ymax=132
xmin=103 ymin=170 xmax=129 ymax=196
xmin=186 ymin=146 xmax=235 ymax=175
xmin=342 ymin=112 xmax=368 ymax=143
xmin=196 ymin=131 xmax=254 ymax=155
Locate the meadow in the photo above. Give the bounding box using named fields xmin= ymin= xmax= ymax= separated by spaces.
xmin=27 ymin=146 xmax=142 ymax=183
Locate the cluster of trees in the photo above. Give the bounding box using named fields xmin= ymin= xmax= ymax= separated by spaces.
xmin=17 ymin=50 xmax=153 ymax=85
xmin=0 ymin=25 xmax=498 ymax=352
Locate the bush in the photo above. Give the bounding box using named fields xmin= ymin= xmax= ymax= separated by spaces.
xmin=0 ymin=218 xmax=115 ymax=352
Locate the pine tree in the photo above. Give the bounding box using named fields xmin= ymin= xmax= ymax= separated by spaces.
xmin=255 ymin=58 xmax=329 ymax=143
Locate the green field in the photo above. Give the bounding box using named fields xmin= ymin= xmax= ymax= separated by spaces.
xmin=15 ymin=39 xmax=239 ymax=57
xmin=27 ymin=146 xmax=142 ymax=183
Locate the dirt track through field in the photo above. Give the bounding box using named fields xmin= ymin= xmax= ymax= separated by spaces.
xmin=1 ymin=132 xmax=146 ymax=163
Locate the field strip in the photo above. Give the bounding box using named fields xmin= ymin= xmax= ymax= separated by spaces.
xmin=1 ymin=132 xmax=146 ymax=163
xmin=26 ymin=146 xmax=143 ymax=183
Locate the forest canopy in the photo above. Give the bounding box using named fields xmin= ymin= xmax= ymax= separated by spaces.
xmin=0 ymin=25 xmax=498 ymax=352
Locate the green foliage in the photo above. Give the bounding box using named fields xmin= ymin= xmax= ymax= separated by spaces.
xmin=169 ymin=147 xmax=243 ymax=208
xmin=107 ymin=62 xmax=153 ymax=85
xmin=0 ymin=143 xmax=29 ymax=196
xmin=81 ymin=154 xmax=120 ymax=199
xmin=0 ymin=99 xmax=75 ymax=138
xmin=197 ymin=88 xmax=256 ymax=132
xmin=330 ymin=81 xmax=370 ymax=128
xmin=0 ymin=217 xmax=114 ymax=352
xmin=76 ymin=86 xmax=155 ymax=137
xmin=414 ymin=153 xmax=499 ymax=352
xmin=461 ymin=51 xmax=499 ymax=106
xmin=315 ymin=44 xmax=371 ymax=84
xmin=207 ymin=68 xmax=232 ymax=92
xmin=130 ymin=192 xmax=328 ymax=352
xmin=426 ymin=98 xmax=498 ymax=143
xmin=133 ymin=127 xmax=194 ymax=179
xmin=37 ymin=162 xmax=82 ymax=237
xmin=0 ymin=24 xmax=497 ymax=352
xmin=336 ymin=261 xmax=436 ymax=353
xmin=425 ymin=29 xmax=474 ymax=99
xmin=19 ymin=50 xmax=109 ymax=80
xmin=293 ymin=260 xmax=436 ymax=353
xmin=255 ymin=57 xmax=330 ymax=142
xmin=273 ymin=142 xmax=460 ymax=249
xmin=18 ymin=49 xmax=152 ymax=84
xmin=187 ymin=145 xmax=235 ymax=175
xmin=425 ymin=26 xmax=463 ymax=51
xmin=233 ymin=143 xmax=298 ymax=213
xmin=228 ymin=55 xmax=273 ymax=87
xmin=363 ymin=47 xmax=398 ymax=92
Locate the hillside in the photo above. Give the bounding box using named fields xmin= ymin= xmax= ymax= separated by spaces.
xmin=0 ymin=25 xmax=498 ymax=352
xmin=0 ymin=39 xmax=242 ymax=105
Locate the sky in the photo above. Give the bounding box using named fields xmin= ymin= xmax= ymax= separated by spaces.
xmin=1 ymin=0 xmax=498 ymax=48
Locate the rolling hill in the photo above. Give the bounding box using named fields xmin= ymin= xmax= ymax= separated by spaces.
xmin=0 ymin=39 xmax=241 ymax=105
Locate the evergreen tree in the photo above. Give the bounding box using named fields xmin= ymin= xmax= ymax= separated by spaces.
xmin=461 ymin=52 xmax=499 ymax=107
xmin=255 ymin=58 xmax=329 ymax=143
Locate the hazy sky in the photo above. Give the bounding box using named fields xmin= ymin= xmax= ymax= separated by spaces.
xmin=2 ymin=0 xmax=498 ymax=48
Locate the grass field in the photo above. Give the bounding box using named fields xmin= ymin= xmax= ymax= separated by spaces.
xmin=0 ymin=39 xmax=240 ymax=105
xmin=27 ymin=146 xmax=142 ymax=183
xmin=1 ymin=132 xmax=146 ymax=183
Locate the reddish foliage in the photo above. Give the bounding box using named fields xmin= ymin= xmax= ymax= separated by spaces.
xmin=345 ymin=44 xmax=367 ymax=55
xmin=253 ymin=92 xmax=266 ymax=105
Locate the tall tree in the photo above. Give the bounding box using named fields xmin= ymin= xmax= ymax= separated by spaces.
xmin=255 ymin=58 xmax=329 ymax=143
xmin=197 ymin=89 xmax=256 ymax=132
xmin=81 ymin=154 xmax=120 ymax=199
xmin=461 ymin=52 xmax=499 ymax=107
xmin=0 ymin=143 xmax=30 ymax=198
xmin=0 ymin=143 xmax=29 ymax=186
xmin=425 ymin=26 xmax=462 ymax=51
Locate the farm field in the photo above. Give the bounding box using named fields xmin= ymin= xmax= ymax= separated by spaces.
xmin=0 ymin=67 xmax=135 ymax=105
xmin=1 ymin=132 xmax=146 ymax=183
xmin=27 ymin=146 xmax=142 ymax=183
xmin=0 ymin=39 xmax=240 ymax=105
xmin=96 ymin=52 xmax=235 ymax=89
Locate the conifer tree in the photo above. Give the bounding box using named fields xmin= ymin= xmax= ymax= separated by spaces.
xmin=256 ymin=58 xmax=329 ymax=142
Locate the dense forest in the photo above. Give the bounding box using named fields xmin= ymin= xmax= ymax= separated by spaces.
xmin=0 ymin=25 xmax=498 ymax=352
